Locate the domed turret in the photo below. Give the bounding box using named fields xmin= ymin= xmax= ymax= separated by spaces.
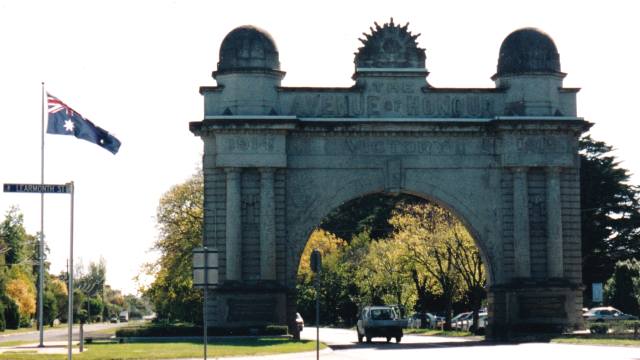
xmin=211 ymin=25 xmax=284 ymax=116
xmin=216 ymin=25 xmax=281 ymax=75
xmin=496 ymin=28 xmax=561 ymax=77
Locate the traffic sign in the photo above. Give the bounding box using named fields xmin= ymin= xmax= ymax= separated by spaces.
xmin=3 ymin=183 xmax=70 ymax=194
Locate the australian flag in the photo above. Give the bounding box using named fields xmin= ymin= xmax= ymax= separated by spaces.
xmin=47 ymin=93 xmax=121 ymax=154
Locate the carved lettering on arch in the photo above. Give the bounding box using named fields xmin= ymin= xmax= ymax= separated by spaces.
xmin=222 ymin=135 xmax=276 ymax=154
xmin=285 ymin=92 xmax=499 ymax=118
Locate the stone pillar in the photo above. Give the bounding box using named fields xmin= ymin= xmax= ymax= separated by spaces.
xmin=513 ymin=167 xmax=531 ymax=278
xmin=225 ymin=168 xmax=242 ymax=281
xmin=546 ymin=167 xmax=564 ymax=278
xmin=260 ymin=168 xmax=276 ymax=280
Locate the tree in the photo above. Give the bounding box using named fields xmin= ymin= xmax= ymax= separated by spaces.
xmin=359 ymin=238 xmax=415 ymax=314
xmin=142 ymin=170 xmax=203 ymax=323
xmin=2 ymin=296 xmax=19 ymax=329
xmin=296 ymin=229 xmax=357 ymax=326
xmin=0 ymin=207 xmax=31 ymax=266
xmin=42 ymin=290 xmax=57 ymax=327
xmin=580 ymin=135 xmax=640 ymax=304
xmin=320 ymin=194 xmax=422 ymax=241
xmin=447 ymin=224 xmax=486 ymax=332
xmin=390 ymin=203 xmax=483 ymax=329
xmin=4 ymin=268 xmax=36 ymax=322
xmin=604 ymin=259 xmax=640 ymax=315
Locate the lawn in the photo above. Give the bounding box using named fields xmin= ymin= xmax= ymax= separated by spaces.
xmin=0 ymin=338 xmax=323 ymax=360
xmin=551 ymin=337 xmax=640 ymax=347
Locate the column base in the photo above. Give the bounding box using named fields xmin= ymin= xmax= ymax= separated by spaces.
xmin=207 ymin=281 xmax=289 ymax=329
xmin=487 ymin=280 xmax=584 ymax=341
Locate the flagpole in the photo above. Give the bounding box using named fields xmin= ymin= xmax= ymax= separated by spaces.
xmin=38 ymin=82 xmax=45 ymax=348
xmin=67 ymin=181 xmax=74 ymax=360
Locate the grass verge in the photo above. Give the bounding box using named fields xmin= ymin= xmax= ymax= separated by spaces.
xmin=0 ymin=341 xmax=31 ymax=347
xmin=0 ymin=324 xmax=65 ymax=336
xmin=0 ymin=338 xmax=323 ymax=360
xmin=551 ymin=337 xmax=640 ymax=347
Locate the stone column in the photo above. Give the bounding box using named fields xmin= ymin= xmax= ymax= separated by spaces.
xmin=546 ymin=167 xmax=564 ymax=278
xmin=260 ymin=168 xmax=276 ymax=280
xmin=513 ymin=167 xmax=531 ymax=278
xmin=225 ymin=168 xmax=242 ymax=281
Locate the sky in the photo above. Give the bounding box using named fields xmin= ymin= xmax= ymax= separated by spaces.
xmin=1 ymin=0 xmax=639 ymax=295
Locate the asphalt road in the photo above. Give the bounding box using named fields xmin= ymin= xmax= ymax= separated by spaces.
xmin=0 ymin=321 xmax=127 ymax=343
xmin=291 ymin=327 xmax=640 ymax=360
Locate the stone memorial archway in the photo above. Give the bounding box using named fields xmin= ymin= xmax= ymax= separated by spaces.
xmin=190 ymin=21 xmax=590 ymax=339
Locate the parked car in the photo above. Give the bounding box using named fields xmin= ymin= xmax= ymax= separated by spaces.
xmin=451 ymin=311 xmax=473 ymax=329
xmin=296 ymin=312 xmax=304 ymax=331
xmin=109 ymin=316 xmax=118 ymax=323
xmin=451 ymin=311 xmax=488 ymax=332
xmin=357 ymin=305 xmax=407 ymax=343
xmin=408 ymin=312 xmax=444 ymax=329
xmin=583 ymin=307 xmax=638 ymax=322
xmin=476 ymin=312 xmax=488 ymax=333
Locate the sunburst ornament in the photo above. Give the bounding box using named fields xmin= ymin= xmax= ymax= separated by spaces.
xmin=355 ymin=18 xmax=426 ymax=69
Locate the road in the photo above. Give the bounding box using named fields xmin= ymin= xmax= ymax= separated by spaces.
xmin=293 ymin=327 xmax=640 ymax=360
xmin=0 ymin=321 xmax=127 ymax=343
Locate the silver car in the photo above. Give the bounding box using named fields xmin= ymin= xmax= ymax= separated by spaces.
xmin=583 ymin=306 xmax=638 ymax=322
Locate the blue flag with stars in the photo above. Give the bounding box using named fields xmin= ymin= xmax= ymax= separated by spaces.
xmin=47 ymin=93 xmax=121 ymax=154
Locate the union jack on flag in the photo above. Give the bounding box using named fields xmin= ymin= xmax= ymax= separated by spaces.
xmin=46 ymin=93 xmax=121 ymax=154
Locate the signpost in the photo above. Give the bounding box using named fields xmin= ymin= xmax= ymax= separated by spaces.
xmin=3 ymin=182 xmax=74 ymax=359
xmin=193 ymin=247 xmax=219 ymax=360
xmin=310 ymin=249 xmax=322 ymax=360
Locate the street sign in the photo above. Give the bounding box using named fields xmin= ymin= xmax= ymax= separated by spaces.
xmin=310 ymin=249 xmax=322 ymax=273
xmin=193 ymin=247 xmax=219 ymax=287
xmin=4 ymin=183 xmax=70 ymax=194
xmin=592 ymin=282 xmax=603 ymax=303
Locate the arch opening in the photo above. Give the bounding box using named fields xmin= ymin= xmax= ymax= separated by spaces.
xmin=295 ymin=192 xmax=491 ymax=333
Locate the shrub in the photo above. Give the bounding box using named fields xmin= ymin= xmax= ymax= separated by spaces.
xmin=589 ymin=323 xmax=608 ymax=334
xmin=0 ymin=301 xmax=5 ymax=331
xmin=115 ymin=323 xmax=289 ymax=338
xmin=3 ymin=296 xmax=20 ymax=330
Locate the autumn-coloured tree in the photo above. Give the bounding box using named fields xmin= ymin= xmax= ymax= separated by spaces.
xmin=5 ymin=269 xmax=36 ymax=322
xmin=357 ymin=238 xmax=415 ymax=314
xmin=390 ymin=203 xmax=484 ymax=329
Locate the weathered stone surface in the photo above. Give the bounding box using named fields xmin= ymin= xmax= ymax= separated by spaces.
xmin=191 ymin=20 xmax=591 ymax=339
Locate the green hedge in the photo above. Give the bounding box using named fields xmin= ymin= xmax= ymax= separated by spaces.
xmin=115 ymin=324 xmax=289 ymax=338
xmin=587 ymin=320 xmax=640 ymax=336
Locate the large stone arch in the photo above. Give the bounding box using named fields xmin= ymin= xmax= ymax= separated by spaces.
xmin=285 ymin=177 xmax=497 ymax=288
xmin=190 ymin=21 xmax=590 ymax=339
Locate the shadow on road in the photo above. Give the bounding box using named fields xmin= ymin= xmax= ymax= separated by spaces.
xmin=329 ymin=339 xmax=505 ymax=351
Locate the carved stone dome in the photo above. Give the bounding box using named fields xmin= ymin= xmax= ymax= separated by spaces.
xmin=216 ymin=25 xmax=280 ymax=74
xmin=496 ymin=28 xmax=561 ymax=76
xmin=355 ymin=19 xmax=426 ymax=69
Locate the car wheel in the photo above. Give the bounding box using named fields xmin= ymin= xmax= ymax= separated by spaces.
xmin=386 ymin=337 xmax=391 ymax=342
xmin=366 ymin=335 xmax=372 ymax=343
xmin=396 ymin=336 xmax=402 ymax=343
xmin=357 ymin=334 xmax=363 ymax=343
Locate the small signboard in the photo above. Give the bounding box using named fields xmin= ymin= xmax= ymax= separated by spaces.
xmin=4 ymin=183 xmax=70 ymax=194
xmin=592 ymin=283 xmax=603 ymax=303
xmin=193 ymin=247 xmax=219 ymax=287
